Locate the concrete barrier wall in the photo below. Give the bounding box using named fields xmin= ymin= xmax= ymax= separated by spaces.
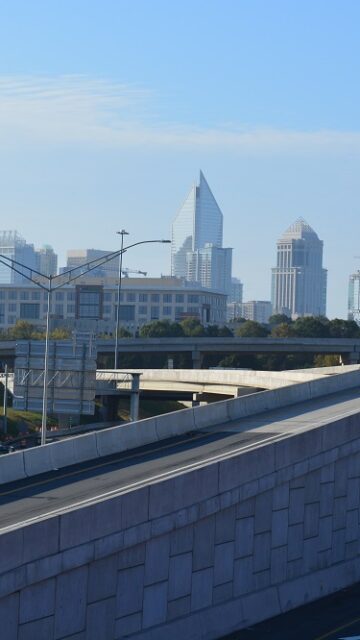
xmin=2 ymin=367 xmax=360 ymax=485
xmin=2 ymin=409 xmax=360 ymax=639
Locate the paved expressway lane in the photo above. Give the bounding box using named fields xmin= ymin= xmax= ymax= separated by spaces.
xmin=221 ymin=582 xmax=360 ymax=640
xmin=1 ymin=387 xmax=360 ymax=535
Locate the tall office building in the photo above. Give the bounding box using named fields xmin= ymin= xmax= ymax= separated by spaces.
xmin=271 ymin=218 xmax=327 ymax=318
xmin=186 ymin=244 xmax=232 ymax=295
xmin=348 ymin=271 xmax=360 ymax=323
xmin=65 ymin=249 xmax=118 ymax=278
xmin=171 ymin=171 xmax=232 ymax=294
xmin=35 ymin=245 xmax=58 ymax=276
xmin=0 ymin=230 xmax=37 ymax=284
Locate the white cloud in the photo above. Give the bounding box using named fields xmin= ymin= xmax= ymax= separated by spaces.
xmin=0 ymin=74 xmax=360 ymax=153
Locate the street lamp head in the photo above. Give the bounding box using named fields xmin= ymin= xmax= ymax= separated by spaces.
xmin=161 ymin=239 xmax=171 ymax=243
xmin=116 ymin=230 xmax=129 ymax=236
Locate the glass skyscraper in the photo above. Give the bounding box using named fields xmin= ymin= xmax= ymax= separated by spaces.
xmin=271 ymin=218 xmax=327 ymax=318
xmin=171 ymin=171 xmax=231 ymax=294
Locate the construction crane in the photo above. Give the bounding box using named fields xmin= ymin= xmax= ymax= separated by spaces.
xmin=121 ymin=268 xmax=147 ymax=277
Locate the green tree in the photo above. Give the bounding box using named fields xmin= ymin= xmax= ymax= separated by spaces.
xmin=217 ymin=353 xmax=257 ymax=369
xmin=235 ymin=321 xmax=269 ymax=338
xmin=328 ymin=318 xmax=360 ymax=338
xmin=205 ymin=324 xmax=233 ymax=337
xmin=50 ymin=327 xmax=72 ymax=339
xmin=268 ymin=313 xmax=292 ymax=325
xmin=10 ymin=321 xmax=36 ymax=340
xmin=291 ymin=316 xmax=330 ymax=338
xmin=314 ymin=354 xmax=341 ymax=367
xmin=139 ymin=320 xmax=184 ymax=338
xmin=218 ymin=325 xmax=233 ymax=337
xmin=271 ymin=323 xmax=294 ymax=337
xmin=206 ymin=324 xmax=221 ymax=337
xmin=180 ymin=317 xmax=206 ymax=337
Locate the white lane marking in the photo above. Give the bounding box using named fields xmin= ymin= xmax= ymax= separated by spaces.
xmin=0 ymin=431 xmax=283 ymax=533
xmin=1 ymin=400 xmax=360 ymax=534
xmin=338 ymin=636 xmax=360 ymax=639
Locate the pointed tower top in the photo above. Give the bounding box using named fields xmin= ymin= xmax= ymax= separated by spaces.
xmin=281 ymin=217 xmax=319 ymax=240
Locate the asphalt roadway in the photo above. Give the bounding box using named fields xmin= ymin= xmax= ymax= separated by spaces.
xmin=1 ymin=386 xmax=360 ymax=534
xmin=221 ymin=582 xmax=360 ymax=640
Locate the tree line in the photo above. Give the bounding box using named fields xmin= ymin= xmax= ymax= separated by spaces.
xmin=2 ymin=315 xmax=360 ymax=341
xmin=2 ymin=316 xmax=360 ymax=371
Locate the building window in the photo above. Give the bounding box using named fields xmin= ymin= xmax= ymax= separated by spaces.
xmin=20 ymin=291 xmax=29 ymax=301
xmin=8 ymin=316 xmax=16 ymax=325
xmin=67 ymin=304 xmax=75 ymax=314
xmin=55 ymin=292 xmax=64 ymax=301
xmin=127 ymin=292 xmax=136 ymax=302
xmin=115 ymin=305 xmax=135 ymax=321
xmin=151 ymin=294 xmax=160 ymax=303
xmin=163 ymin=306 xmax=172 ymax=316
xmin=138 ymin=305 xmax=147 ymax=315
xmin=55 ymin=304 xmax=64 ymax=317
xmin=139 ymin=293 xmax=148 ymax=302
xmin=175 ymin=294 xmax=184 ymax=303
xmin=8 ymin=291 xmax=17 ymax=300
xmin=103 ymin=292 xmax=112 ymax=302
xmin=67 ymin=291 xmax=75 ymax=301
xmin=8 ymin=303 xmax=16 ymax=312
xmin=0 ymin=292 xmax=5 ymax=300
xmin=31 ymin=291 xmax=40 ymax=301
xmin=20 ymin=303 xmax=40 ymax=320
xmin=163 ymin=294 xmax=172 ymax=303
xmin=188 ymin=294 xmax=199 ymax=303
xmin=76 ymin=286 xmax=103 ymax=319
xmin=151 ymin=306 xmax=159 ymax=319
xmin=103 ymin=305 xmax=111 ymax=315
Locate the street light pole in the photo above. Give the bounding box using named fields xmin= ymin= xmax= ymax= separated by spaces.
xmin=0 ymin=237 xmax=171 ymax=444
xmin=114 ymin=230 xmax=129 ymax=370
xmin=41 ymin=284 xmax=52 ymax=445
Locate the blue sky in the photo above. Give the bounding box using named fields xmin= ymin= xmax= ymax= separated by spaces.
xmin=0 ymin=0 xmax=359 ymax=317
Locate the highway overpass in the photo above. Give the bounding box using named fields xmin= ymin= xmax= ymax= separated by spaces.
xmin=0 ymin=336 xmax=360 ymax=367
xmin=98 ymin=337 xmax=360 ymax=367
xmin=1 ymin=366 xmax=360 ymax=638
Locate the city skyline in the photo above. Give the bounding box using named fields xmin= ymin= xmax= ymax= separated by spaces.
xmin=0 ymin=213 xmax=353 ymax=321
xmin=0 ymin=1 xmax=359 ymax=317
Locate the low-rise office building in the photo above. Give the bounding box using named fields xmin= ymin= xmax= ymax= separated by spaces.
xmin=0 ymin=277 xmax=226 ymax=333
xmin=240 ymin=300 xmax=272 ymax=324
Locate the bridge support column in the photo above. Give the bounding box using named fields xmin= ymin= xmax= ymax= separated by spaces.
xmin=192 ymin=351 xmax=203 ymax=369
xmin=129 ymin=373 xmax=141 ymax=422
